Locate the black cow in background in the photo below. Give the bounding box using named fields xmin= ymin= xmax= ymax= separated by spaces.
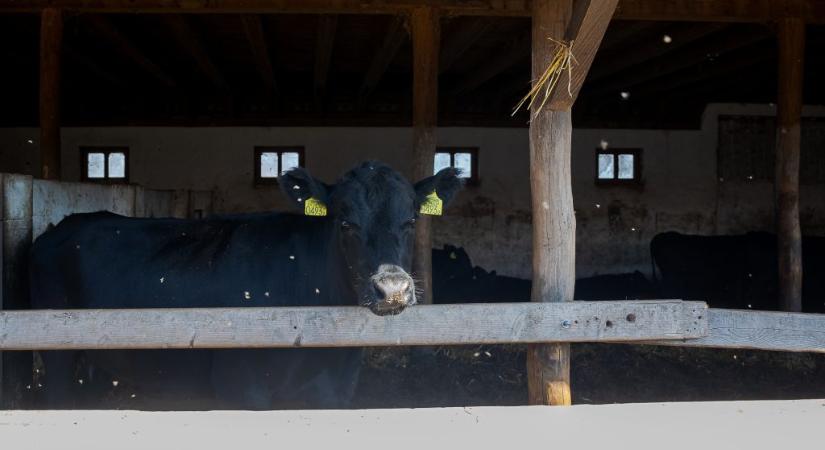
xmin=651 ymin=231 xmax=825 ymax=312
xmin=29 ymin=161 xmax=462 ymax=409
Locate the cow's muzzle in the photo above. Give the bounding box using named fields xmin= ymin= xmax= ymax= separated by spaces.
xmin=368 ymin=264 xmax=415 ymax=316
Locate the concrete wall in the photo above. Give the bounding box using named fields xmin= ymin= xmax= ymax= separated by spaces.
xmin=2 ymin=103 xmax=825 ymax=280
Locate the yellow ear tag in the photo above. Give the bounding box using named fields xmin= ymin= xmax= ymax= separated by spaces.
xmin=419 ymin=191 xmax=443 ymax=216
xmin=304 ymin=197 xmax=328 ymax=217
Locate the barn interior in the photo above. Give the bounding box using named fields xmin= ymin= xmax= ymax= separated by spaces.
xmin=2 ymin=1 xmax=825 ymax=409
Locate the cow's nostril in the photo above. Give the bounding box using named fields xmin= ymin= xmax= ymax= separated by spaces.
xmin=372 ymin=282 xmax=385 ymax=300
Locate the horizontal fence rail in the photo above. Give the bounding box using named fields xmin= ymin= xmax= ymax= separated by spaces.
xmin=643 ymin=308 xmax=825 ymax=353
xmin=0 ymin=301 xmax=707 ymax=350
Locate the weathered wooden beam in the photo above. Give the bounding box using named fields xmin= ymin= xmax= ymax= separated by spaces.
xmin=85 ymin=15 xmax=176 ymax=88
xmin=411 ymin=6 xmax=439 ymax=306
xmin=357 ymin=15 xmax=408 ymax=107
xmin=776 ymin=17 xmax=805 ymax=313
xmin=528 ymin=0 xmax=573 ymax=407
xmin=644 ymin=308 xmax=825 ymax=353
xmin=439 ymin=17 xmax=492 ymax=74
xmin=450 ymin=33 xmax=529 ymax=96
xmin=39 ymin=7 xmax=62 ymax=181
xmin=0 ymin=301 xmax=707 ymax=350
xmin=314 ymin=14 xmax=338 ymax=106
xmin=1 ymin=0 xmax=823 ymax=23
xmin=161 ymin=15 xmax=226 ymax=88
xmin=240 ymin=14 xmax=277 ymax=94
xmin=546 ymin=0 xmax=619 ymax=109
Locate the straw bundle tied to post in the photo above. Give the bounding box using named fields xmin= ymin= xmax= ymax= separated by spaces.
xmin=513 ymin=37 xmax=576 ymax=119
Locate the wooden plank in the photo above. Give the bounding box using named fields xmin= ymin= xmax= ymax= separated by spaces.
xmin=0 ymin=301 xmax=707 ymax=350
xmin=160 ymin=15 xmax=226 ymax=88
xmin=644 ymin=308 xmax=825 ymax=353
xmin=1 ymin=0 xmax=823 ymax=23
xmin=39 ymin=7 xmax=62 ymax=181
xmin=411 ymin=6 xmax=439 ymax=305
xmin=85 ymin=15 xmax=176 ymax=88
xmin=527 ymin=0 xmax=574 ymax=407
xmin=241 ymin=14 xmax=277 ymax=94
xmin=776 ymin=17 xmax=805 ymax=312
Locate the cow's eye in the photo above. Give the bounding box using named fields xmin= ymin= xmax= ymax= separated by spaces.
xmin=340 ymin=220 xmax=359 ymax=232
xmin=403 ymin=218 xmax=416 ymax=229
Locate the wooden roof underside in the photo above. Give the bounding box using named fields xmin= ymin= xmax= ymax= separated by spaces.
xmin=1 ymin=1 xmax=824 ymax=128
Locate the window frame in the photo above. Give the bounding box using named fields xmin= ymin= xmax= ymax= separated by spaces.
xmin=79 ymin=146 xmax=130 ymax=183
xmin=435 ymin=147 xmax=479 ymax=186
xmin=254 ymin=146 xmax=306 ymax=185
xmin=595 ymin=148 xmax=642 ymax=186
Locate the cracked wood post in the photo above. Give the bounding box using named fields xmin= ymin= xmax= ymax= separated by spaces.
xmin=411 ymin=6 xmax=439 ymax=304
xmin=776 ymin=17 xmax=805 ymax=312
xmin=527 ymin=0 xmax=617 ymax=406
xmin=40 ymin=8 xmax=62 ymax=180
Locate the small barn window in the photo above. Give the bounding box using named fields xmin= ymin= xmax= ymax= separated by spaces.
xmin=255 ymin=147 xmax=305 ymax=185
xmin=596 ymin=149 xmax=641 ymax=184
xmin=80 ymin=147 xmax=129 ymax=183
xmin=434 ymin=147 xmax=479 ymax=185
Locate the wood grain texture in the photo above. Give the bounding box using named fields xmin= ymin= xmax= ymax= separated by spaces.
xmin=411 ymin=6 xmax=439 ymax=305
xmin=643 ymin=308 xmax=825 ymax=353
xmin=527 ymin=0 xmax=574 ymax=407
xmin=547 ymin=0 xmax=618 ymax=110
xmin=776 ymin=17 xmax=805 ymax=312
xmin=0 ymin=301 xmax=707 ymax=350
xmin=39 ymin=8 xmax=62 ymax=181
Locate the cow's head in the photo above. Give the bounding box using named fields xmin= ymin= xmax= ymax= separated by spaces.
xmin=281 ymin=161 xmax=462 ymax=316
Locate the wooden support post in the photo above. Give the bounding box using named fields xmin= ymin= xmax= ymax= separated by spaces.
xmin=776 ymin=17 xmax=805 ymax=313
xmin=527 ymin=0 xmax=617 ymax=406
xmin=411 ymin=6 xmax=439 ymax=305
xmin=39 ymin=8 xmax=62 ymax=180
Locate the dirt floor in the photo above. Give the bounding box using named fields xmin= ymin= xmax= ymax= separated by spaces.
xmin=353 ymin=344 xmax=825 ymax=408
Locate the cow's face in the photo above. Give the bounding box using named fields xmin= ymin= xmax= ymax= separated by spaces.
xmin=281 ymin=162 xmax=462 ymax=315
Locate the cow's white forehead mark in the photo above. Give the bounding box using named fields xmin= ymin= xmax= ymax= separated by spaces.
xmin=293 ymin=185 xmax=300 ymax=190
xmin=289 ymin=255 xmax=295 ymax=260
xmin=112 ymin=380 xmax=119 ymax=387
xmin=159 ymin=277 xmax=165 ymax=283
xmin=243 ymin=291 xmax=251 ymax=300
xmin=315 ymin=288 xmax=320 ymax=294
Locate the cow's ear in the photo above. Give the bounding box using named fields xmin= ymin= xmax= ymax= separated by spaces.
xmin=414 ymin=167 xmax=464 ymax=216
xmin=280 ymin=168 xmax=331 ymax=216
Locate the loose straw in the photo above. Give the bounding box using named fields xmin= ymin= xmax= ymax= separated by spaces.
xmin=512 ymin=37 xmax=577 ymax=119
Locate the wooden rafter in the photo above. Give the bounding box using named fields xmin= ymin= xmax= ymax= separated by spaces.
xmin=586 ymin=29 xmax=770 ymax=99
xmin=587 ymin=22 xmax=726 ymax=84
xmin=240 ymin=14 xmax=277 ymax=93
xmin=64 ymin=45 xmax=126 ymax=88
xmin=450 ymin=33 xmax=529 ymax=96
xmin=160 ymin=15 xmax=226 ymax=88
xmin=2 ymin=0 xmax=824 ymax=23
xmin=314 ymin=14 xmax=338 ymax=104
xmin=357 ymin=15 xmax=407 ymax=107
xmin=85 ymin=14 xmax=176 ymax=88
xmin=439 ymin=17 xmax=492 ymax=74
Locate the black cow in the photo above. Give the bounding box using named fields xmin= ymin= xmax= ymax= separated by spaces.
xmin=30 ymin=161 xmax=462 ymax=409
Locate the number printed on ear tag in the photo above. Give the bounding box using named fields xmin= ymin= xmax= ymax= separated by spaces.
xmin=419 ymin=191 xmax=443 ymax=216
xmin=305 ymin=197 xmax=328 ymax=216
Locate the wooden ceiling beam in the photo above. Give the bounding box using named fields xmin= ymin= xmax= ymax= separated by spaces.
xmin=240 ymin=14 xmax=277 ymax=94
xmin=587 ymin=22 xmax=727 ymax=84
xmin=450 ymin=33 xmax=529 ymax=96
xmin=85 ymin=15 xmax=176 ymax=88
xmin=64 ymin=45 xmax=127 ymax=88
xmin=160 ymin=15 xmax=226 ymax=88
xmin=586 ymin=29 xmax=770 ymax=98
xmin=357 ymin=15 xmax=407 ymax=107
xmin=314 ymin=14 xmax=338 ymax=104
xmin=438 ymin=17 xmax=492 ymax=74
xmin=2 ymin=0 xmax=824 ymax=23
